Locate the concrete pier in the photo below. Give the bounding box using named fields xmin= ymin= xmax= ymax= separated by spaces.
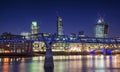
xmin=41 ymin=33 xmax=54 ymax=71
xmin=44 ymin=48 xmax=54 ymax=68
xmin=44 ymin=48 xmax=54 ymax=72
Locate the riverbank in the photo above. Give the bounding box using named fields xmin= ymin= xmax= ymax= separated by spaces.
xmin=0 ymin=51 xmax=120 ymax=57
xmin=33 ymin=51 xmax=120 ymax=56
xmin=0 ymin=53 xmax=33 ymax=57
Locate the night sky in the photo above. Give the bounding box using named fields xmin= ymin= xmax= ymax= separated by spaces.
xmin=0 ymin=0 xmax=120 ymax=37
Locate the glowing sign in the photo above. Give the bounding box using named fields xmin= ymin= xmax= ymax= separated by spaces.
xmin=32 ymin=21 xmax=37 ymax=26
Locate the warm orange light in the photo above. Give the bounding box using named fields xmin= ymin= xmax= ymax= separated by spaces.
xmin=4 ymin=58 xmax=9 ymax=62
xmin=4 ymin=50 xmax=10 ymax=53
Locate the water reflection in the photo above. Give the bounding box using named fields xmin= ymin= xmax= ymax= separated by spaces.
xmin=0 ymin=55 xmax=120 ymax=72
xmin=0 ymin=57 xmax=22 ymax=72
xmin=44 ymin=67 xmax=54 ymax=72
xmin=53 ymin=55 xmax=120 ymax=72
xmin=0 ymin=57 xmax=22 ymax=63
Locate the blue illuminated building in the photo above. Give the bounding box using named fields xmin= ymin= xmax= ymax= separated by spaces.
xmin=56 ymin=16 xmax=64 ymax=38
xmin=95 ymin=18 xmax=109 ymax=38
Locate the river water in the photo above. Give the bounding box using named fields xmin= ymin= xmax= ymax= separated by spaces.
xmin=0 ymin=55 xmax=120 ymax=72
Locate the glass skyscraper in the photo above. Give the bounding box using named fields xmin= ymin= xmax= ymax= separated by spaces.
xmin=31 ymin=21 xmax=39 ymax=39
xmin=56 ymin=16 xmax=64 ymax=37
xmin=95 ymin=18 xmax=109 ymax=38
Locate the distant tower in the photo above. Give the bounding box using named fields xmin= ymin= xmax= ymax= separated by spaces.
xmin=31 ymin=21 xmax=39 ymax=39
xmin=104 ymin=23 xmax=109 ymax=38
xmin=94 ymin=18 xmax=109 ymax=38
xmin=78 ymin=31 xmax=85 ymax=37
xmin=56 ymin=16 xmax=64 ymax=37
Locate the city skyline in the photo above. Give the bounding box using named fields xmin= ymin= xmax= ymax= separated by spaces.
xmin=0 ymin=0 xmax=120 ymax=37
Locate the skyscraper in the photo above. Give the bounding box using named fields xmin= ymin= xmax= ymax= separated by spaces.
xmin=104 ymin=24 xmax=109 ymax=38
xmin=94 ymin=18 xmax=109 ymax=38
xmin=56 ymin=16 xmax=64 ymax=37
xmin=31 ymin=21 xmax=39 ymax=39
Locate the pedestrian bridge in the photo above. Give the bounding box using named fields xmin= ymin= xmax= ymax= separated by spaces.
xmin=0 ymin=36 xmax=120 ymax=54
xmin=89 ymin=48 xmax=120 ymax=54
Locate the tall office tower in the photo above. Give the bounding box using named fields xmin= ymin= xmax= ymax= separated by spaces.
xmin=94 ymin=18 xmax=109 ymax=38
xmin=56 ymin=16 xmax=64 ymax=37
xmin=31 ymin=21 xmax=39 ymax=39
xmin=104 ymin=23 xmax=109 ymax=38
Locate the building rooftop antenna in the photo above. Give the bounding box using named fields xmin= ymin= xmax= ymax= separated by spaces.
xmin=56 ymin=11 xmax=60 ymax=17
xmin=97 ymin=13 xmax=104 ymax=23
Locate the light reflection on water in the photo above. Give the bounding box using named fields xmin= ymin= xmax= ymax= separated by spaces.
xmin=0 ymin=55 xmax=120 ymax=72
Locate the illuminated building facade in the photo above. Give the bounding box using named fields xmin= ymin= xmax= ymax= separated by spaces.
xmin=29 ymin=36 xmax=120 ymax=54
xmin=31 ymin=21 xmax=39 ymax=39
xmin=95 ymin=18 xmax=109 ymax=38
xmin=0 ymin=32 xmax=24 ymax=39
xmin=0 ymin=33 xmax=32 ymax=54
xmin=0 ymin=33 xmax=120 ymax=54
xmin=56 ymin=16 xmax=64 ymax=37
xmin=21 ymin=32 xmax=31 ymax=39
